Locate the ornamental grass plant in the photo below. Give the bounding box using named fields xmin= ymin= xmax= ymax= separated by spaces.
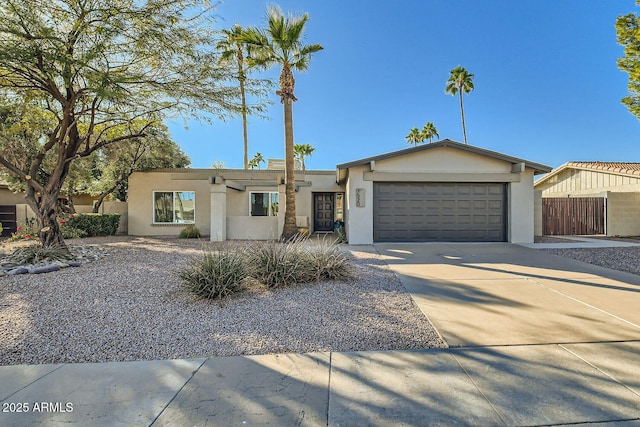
xmin=178 ymin=235 xmax=352 ymax=299
xmin=177 ymin=245 xmax=250 ymax=299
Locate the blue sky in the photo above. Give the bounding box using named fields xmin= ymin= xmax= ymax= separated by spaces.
xmin=167 ymin=0 xmax=640 ymax=170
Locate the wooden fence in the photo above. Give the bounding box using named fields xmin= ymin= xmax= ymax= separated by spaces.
xmin=542 ymin=197 xmax=605 ymax=235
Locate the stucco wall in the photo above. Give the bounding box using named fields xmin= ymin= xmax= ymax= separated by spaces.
xmin=606 ymin=192 xmax=640 ymax=236
xmin=128 ymin=171 xmax=212 ymax=237
xmin=509 ymin=169 xmax=535 ymax=243
xmin=345 ymin=164 xmax=373 ymax=244
xmin=0 ymin=188 xmax=27 ymax=205
xmin=534 ymin=190 xmax=543 ymax=237
xmin=344 ymin=148 xmax=538 ymax=244
xmin=375 ymin=146 xmax=512 ymax=173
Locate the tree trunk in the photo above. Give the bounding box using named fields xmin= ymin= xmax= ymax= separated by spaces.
xmin=459 ymin=91 xmax=467 ymax=144
xmin=282 ymin=97 xmax=298 ymax=240
xmin=240 ymin=76 xmax=249 ymax=170
xmin=26 ymin=190 xmax=67 ymax=250
xmin=92 ymin=183 xmax=119 ymax=213
xmin=67 ymin=194 xmax=76 ymax=214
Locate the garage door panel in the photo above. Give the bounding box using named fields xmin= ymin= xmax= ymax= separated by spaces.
xmin=373 ymin=183 xmax=506 ymax=242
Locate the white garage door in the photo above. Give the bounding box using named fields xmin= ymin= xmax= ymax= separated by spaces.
xmin=373 ymin=182 xmax=507 ymax=242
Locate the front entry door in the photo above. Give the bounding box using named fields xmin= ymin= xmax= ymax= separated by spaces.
xmin=314 ymin=193 xmax=334 ymax=232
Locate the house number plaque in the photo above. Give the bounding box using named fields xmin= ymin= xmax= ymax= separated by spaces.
xmin=356 ymin=188 xmax=365 ymax=207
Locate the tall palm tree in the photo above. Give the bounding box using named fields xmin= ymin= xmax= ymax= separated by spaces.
xmin=445 ymin=66 xmax=474 ymax=144
xmin=420 ymin=122 xmax=439 ymax=143
xmin=405 ymin=127 xmax=423 ymax=146
xmin=244 ymin=5 xmax=323 ymax=240
xmin=249 ymin=152 xmax=265 ymax=170
xmin=217 ymin=24 xmax=251 ymax=169
xmin=294 ymin=143 xmax=315 ymax=171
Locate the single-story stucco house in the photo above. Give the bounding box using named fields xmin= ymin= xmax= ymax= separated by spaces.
xmin=534 ymin=161 xmax=640 ymax=236
xmin=128 ymin=139 xmax=551 ymax=244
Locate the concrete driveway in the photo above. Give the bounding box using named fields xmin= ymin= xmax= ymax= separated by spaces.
xmin=374 ymin=242 xmax=640 ymax=347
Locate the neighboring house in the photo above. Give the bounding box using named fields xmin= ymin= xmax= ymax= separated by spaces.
xmin=534 ymin=161 xmax=640 ymax=236
xmin=128 ymin=139 xmax=551 ymax=244
xmin=0 ymin=182 xmax=29 ymax=237
xmin=0 ymin=181 xmax=127 ymax=237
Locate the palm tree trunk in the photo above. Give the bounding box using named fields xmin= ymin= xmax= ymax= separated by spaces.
xmin=240 ymin=76 xmax=249 ymax=170
xmin=282 ymin=98 xmax=297 ymax=240
xmin=459 ymin=91 xmax=467 ymax=144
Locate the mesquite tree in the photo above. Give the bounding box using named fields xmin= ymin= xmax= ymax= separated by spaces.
xmin=0 ymin=0 xmax=259 ymax=249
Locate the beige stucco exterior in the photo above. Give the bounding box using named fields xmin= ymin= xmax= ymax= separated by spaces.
xmin=128 ymin=169 xmax=346 ymax=240
xmin=128 ymin=170 xmax=213 ymax=237
xmin=0 ymin=186 xmax=122 ymax=235
xmin=340 ymin=145 xmax=543 ymax=244
xmin=128 ymin=141 xmax=548 ymax=244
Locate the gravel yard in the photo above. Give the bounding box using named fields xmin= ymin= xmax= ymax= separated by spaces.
xmin=0 ymin=236 xmax=445 ymax=365
xmin=541 ymin=246 xmax=640 ymax=276
xmin=536 ymin=235 xmax=640 ymax=276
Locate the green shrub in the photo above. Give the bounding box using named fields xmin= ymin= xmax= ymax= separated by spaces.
xmin=178 ymin=246 xmax=250 ymax=299
xmin=179 ymin=224 xmax=201 ymax=238
xmin=66 ymin=213 xmax=120 ymax=237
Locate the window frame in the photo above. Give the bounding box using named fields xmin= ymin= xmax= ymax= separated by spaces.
xmin=249 ymin=191 xmax=279 ymax=217
xmin=152 ymin=190 xmax=196 ymax=224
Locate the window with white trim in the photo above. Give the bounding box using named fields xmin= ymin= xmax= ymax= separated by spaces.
xmin=250 ymin=192 xmax=279 ymax=216
xmin=153 ymin=191 xmax=195 ymax=223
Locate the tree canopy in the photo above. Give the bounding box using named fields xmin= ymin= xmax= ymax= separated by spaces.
xmin=617 ymin=3 xmax=640 ymax=119
xmin=0 ymin=0 xmax=264 ymax=247
xmin=243 ymin=5 xmax=323 ymax=240
xmin=445 ymin=66 xmax=474 ymax=144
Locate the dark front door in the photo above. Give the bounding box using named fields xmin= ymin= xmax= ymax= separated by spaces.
xmin=314 ymin=193 xmax=334 ymax=232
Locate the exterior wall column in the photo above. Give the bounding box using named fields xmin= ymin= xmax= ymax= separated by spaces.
xmin=345 ymin=165 xmax=374 ymax=244
xmin=277 ymin=183 xmax=286 ymax=238
xmin=210 ymin=183 xmax=227 ymax=241
xmin=508 ymin=169 xmax=534 ymax=243
xmin=533 ymin=190 xmax=543 ymax=237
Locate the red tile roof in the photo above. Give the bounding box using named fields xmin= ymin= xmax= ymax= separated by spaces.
xmin=567 ymin=161 xmax=640 ymax=177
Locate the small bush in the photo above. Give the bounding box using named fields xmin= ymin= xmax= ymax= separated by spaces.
xmin=67 ymin=214 xmax=120 ymax=237
xmin=179 ymin=224 xmax=201 ymax=239
xmin=5 ymin=217 xmax=37 ymax=242
xmin=178 ymin=247 xmax=250 ymax=299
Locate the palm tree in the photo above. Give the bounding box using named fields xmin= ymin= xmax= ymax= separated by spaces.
xmin=217 ymin=24 xmax=252 ymax=169
xmin=249 ymin=152 xmax=265 ymax=170
xmin=420 ymin=122 xmax=439 ymax=143
xmin=405 ymin=127 xmax=423 ymax=146
xmin=244 ymin=5 xmax=323 ymax=240
xmin=294 ymin=143 xmax=315 ymax=171
xmin=445 ymin=66 xmax=474 ymax=144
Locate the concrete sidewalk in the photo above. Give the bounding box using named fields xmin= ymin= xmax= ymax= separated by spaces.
xmin=2 ymin=243 xmax=640 ymax=426
xmin=1 ymin=343 xmax=640 ymax=426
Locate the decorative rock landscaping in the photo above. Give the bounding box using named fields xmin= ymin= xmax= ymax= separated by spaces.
xmin=0 ymin=244 xmax=108 ymax=276
xmin=0 ymin=236 xmax=446 ymax=365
